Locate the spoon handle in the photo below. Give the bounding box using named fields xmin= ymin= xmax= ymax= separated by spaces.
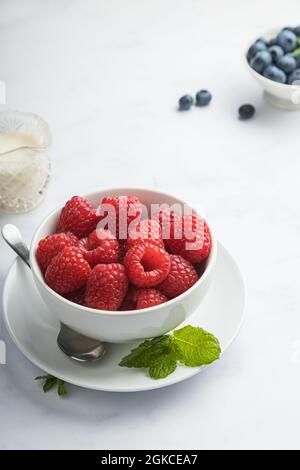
xmin=2 ymin=224 xmax=31 ymax=268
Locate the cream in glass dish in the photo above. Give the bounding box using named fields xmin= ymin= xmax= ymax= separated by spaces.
xmin=0 ymin=110 xmax=51 ymax=213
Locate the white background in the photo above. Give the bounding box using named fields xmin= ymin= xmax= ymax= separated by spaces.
xmin=1 ymin=0 xmax=300 ymax=450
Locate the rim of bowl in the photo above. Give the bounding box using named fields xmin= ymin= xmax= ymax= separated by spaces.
xmin=29 ymin=187 xmax=217 ymax=317
xmin=244 ymin=26 xmax=300 ymax=89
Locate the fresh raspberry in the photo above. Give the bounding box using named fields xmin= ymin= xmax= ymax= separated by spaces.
xmin=98 ymin=195 xmax=142 ymax=239
xmin=124 ymin=243 xmax=170 ymax=288
xmin=81 ymin=229 xmax=120 ymax=267
xmin=57 ymin=196 xmax=99 ymax=238
xmin=36 ymin=232 xmax=78 ymax=272
xmin=63 ymin=287 xmax=86 ymax=306
xmin=45 ymin=246 xmax=91 ymax=294
xmin=166 ymin=215 xmax=211 ymax=264
xmin=158 ymin=254 xmax=198 ymax=298
xmin=136 ymin=288 xmax=167 ymax=309
xmin=126 ymin=219 xmax=164 ymax=251
xmin=85 ymin=263 xmax=128 ymax=310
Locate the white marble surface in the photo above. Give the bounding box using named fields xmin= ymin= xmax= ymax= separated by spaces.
xmin=1 ymin=0 xmax=300 ymax=450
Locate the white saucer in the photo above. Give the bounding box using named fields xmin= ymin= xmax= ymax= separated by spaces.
xmin=2 ymin=242 xmax=245 ymax=392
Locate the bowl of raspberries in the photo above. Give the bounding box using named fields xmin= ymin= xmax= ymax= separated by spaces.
xmin=30 ymin=189 xmax=217 ymax=343
xmin=246 ymin=26 xmax=300 ymax=109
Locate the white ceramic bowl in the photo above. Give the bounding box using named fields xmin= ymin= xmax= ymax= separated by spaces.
xmin=30 ymin=188 xmax=217 ymax=343
xmin=245 ymin=27 xmax=300 ymax=110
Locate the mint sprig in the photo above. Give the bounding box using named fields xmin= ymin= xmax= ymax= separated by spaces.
xmin=35 ymin=375 xmax=67 ymax=396
xmin=119 ymin=325 xmax=221 ymax=379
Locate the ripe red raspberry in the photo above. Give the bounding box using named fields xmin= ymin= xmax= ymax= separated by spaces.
xmin=124 ymin=242 xmax=170 ymax=288
xmin=98 ymin=195 xmax=142 ymax=239
xmin=166 ymin=215 xmax=211 ymax=264
xmin=81 ymin=229 xmax=120 ymax=267
xmin=45 ymin=246 xmax=91 ymax=294
xmin=158 ymin=254 xmax=198 ymax=298
xmin=63 ymin=287 xmax=86 ymax=306
xmin=36 ymin=232 xmax=78 ymax=272
xmin=57 ymin=196 xmax=99 ymax=238
xmin=136 ymin=288 xmax=167 ymax=309
xmin=126 ymin=219 xmax=164 ymax=251
xmin=85 ymin=263 xmax=128 ymax=310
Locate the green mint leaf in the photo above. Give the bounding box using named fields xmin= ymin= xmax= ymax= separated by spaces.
xmin=293 ymin=47 xmax=300 ymax=55
xmin=119 ymin=336 xmax=175 ymax=368
xmin=43 ymin=377 xmax=57 ymax=392
xmin=297 ymin=37 xmax=300 ymax=46
xmin=149 ymin=356 xmax=177 ymax=379
xmin=173 ymin=325 xmax=221 ymax=367
xmin=57 ymin=379 xmax=67 ymax=396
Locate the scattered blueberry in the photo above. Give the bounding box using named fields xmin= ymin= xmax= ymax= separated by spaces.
xmin=276 ymin=30 xmax=297 ymax=52
xmin=268 ymin=45 xmax=284 ymax=62
xmin=277 ymin=54 xmax=297 ymax=73
xmin=294 ymin=26 xmax=300 ymax=36
xmin=178 ymin=95 xmax=193 ymax=110
xmin=195 ymin=90 xmax=212 ymax=106
xmin=287 ymin=68 xmax=300 ymax=84
xmin=247 ymin=40 xmax=267 ymax=60
xmin=263 ymin=65 xmax=287 ymax=83
xmin=238 ymin=104 xmax=255 ymax=120
xmin=250 ymin=50 xmax=272 ymax=73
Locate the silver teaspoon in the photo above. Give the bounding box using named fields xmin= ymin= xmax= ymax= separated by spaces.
xmin=2 ymin=224 xmax=106 ymax=362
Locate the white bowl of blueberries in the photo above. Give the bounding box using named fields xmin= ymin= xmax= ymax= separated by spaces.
xmin=246 ymin=26 xmax=300 ymax=109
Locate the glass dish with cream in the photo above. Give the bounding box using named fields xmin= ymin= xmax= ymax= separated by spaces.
xmin=0 ymin=110 xmax=51 ymax=213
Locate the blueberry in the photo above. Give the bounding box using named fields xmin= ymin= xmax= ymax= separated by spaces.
xmin=250 ymin=50 xmax=272 ymax=73
xmin=247 ymin=40 xmax=267 ymax=61
xmin=276 ymin=30 xmax=297 ymax=52
xmin=277 ymin=54 xmax=297 ymax=73
xmin=263 ymin=65 xmax=287 ymax=83
xmin=287 ymin=68 xmax=300 ymax=84
xmin=238 ymin=104 xmax=255 ymax=120
xmin=178 ymin=95 xmax=193 ymax=110
xmin=268 ymin=45 xmax=284 ymax=62
xmin=294 ymin=26 xmax=300 ymax=36
xmin=195 ymin=90 xmax=212 ymax=106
